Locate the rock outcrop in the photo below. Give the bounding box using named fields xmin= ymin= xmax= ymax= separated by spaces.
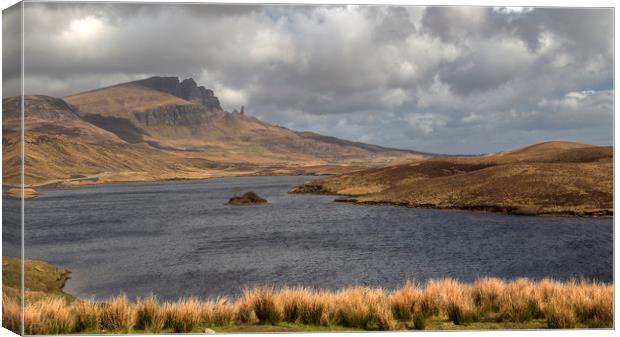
xmin=132 ymin=76 xmax=222 ymax=110
xmin=133 ymin=104 xmax=217 ymax=127
xmin=180 ymin=78 xmax=221 ymax=109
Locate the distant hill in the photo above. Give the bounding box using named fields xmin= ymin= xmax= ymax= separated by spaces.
xmin=290 ymin=141 xmax=613 ymax=216
xmin=2 ymin=95 xmax=204 ymax=185
xmin=3 ymin=77 xmax=428 ymax=186
xmin=64 ymin=76 xmax=426 ymax=164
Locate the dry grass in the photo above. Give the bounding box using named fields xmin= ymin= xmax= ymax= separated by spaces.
xmin=277 ymin=287 xmax=333 ymax=326
xmin=333 ymin=287 xmax=397 ymax=330
xmin=71 ymin=298 xmax=100 ymax=332
xmin=19 ymin=297 xmax=74 ymax=334
xmin=23 ymin=301 xmax=43 ymax=335
xmin=8 ymin=277 xmax=613 ymax=334
xmin=239 ymin=287 xmax=282 ymax=325
xmin=2 ymin=295 xmax=22 ymax=334
xmin=100 ymin=294 xmax=134 ymax=332
xmin=292 ymin=141 xmax=613 ymax=216
xmin=37 ymin=297 xmax=74 ymax=334
xmin=164 ymin=298 xmax=201 ymax=333
xmin=200 ymin=298 xmax=237 ymax=327
xmin=135 ymin=295 xmax=165 ymax=332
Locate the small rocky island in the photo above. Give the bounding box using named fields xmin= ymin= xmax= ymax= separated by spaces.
xmin=6 ymin=187 xmax=39 ymax=199
xmin=227 ymin=191 xmax=268 ymax=205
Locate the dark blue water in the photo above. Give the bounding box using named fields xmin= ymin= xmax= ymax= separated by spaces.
xmin=6 ymin=176 xmax=613 ymax=300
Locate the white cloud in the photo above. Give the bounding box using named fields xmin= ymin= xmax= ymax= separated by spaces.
xmin=381 ymin=88 xmax=409 ymax=108
xmin=213 ymin=84 xmax=248 ymax=111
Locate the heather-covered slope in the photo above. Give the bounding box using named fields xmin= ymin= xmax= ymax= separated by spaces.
xmin=290 ymin=141 xmax=613 ymax=216
xmin=2 ymin=95 xmax=222 ymax=185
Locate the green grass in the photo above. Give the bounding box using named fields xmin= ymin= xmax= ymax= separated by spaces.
xmin=66 ymin=323 xmax=362 ymax=334
xmin=3 ymin=256 xmax=74 ymax=300
xmin=424 ymin=318 xmax=548 ymax=330
xmin=213 ymin=322 xmax=365 ymax=333
xmin=68 ymin=320 xmax=549 ymax=333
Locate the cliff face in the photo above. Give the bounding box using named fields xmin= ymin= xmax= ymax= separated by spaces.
xmin=132 ymin=76 xmax=221 ymax=110
xmin=180 ymin=78 xmax=221 ymax=109
xmin=133 ymin=103 xmax=217 ymax=127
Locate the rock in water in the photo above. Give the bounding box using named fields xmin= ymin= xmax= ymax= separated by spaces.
xmin=227 ymin=191 xmax=268 ymax=205
xmin=6 ymin=187 xmax=39 ymax=199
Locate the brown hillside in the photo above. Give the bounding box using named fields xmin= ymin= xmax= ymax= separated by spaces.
xmin=65 ymin=84 xmax=193 ymax=118
xmin=2 ymin=96 xmax=253 ymax=186
xmin=290 ymin=141 xmax=613 ymax=216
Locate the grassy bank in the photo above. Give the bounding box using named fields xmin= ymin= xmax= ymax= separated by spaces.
xmin=3 ymin=274 xmax=613 ymax=334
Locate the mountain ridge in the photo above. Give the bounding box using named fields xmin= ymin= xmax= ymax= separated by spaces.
xmin=3 ymin=76 xmax=429 ymax=186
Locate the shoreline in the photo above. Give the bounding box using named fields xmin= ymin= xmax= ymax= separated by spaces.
xmin=2 ymin=168 xmax=341 ymax=190
xmin=2 ymin=172 xmax=330 ymax=195
xmin=290 ymin=186 xmax=613 ymax=217
xmin=334 ymin=198 xmax=614 ymax=217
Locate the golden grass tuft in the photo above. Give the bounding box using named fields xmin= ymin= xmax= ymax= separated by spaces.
xmin=570 ymin=280 xmax=613 ymax=328
xmin=165 ymin=298 xmax=201 ymax=333
xmin=22 ymin=297 xmax=74 ymax=334
xmin=2 ymin=295 xmax=22 ymax=334
xmin=545 ymin=297 xmax=577 ymax=329
xmin=472 ymin=277 xmax=505 ymax=314
xmin=277 ymin=287 xmax=331 ymax=325
xmin=100 ymin=294 xmax=134 ymax=332
xmin=200 ymin=297 xmax=237 ymax=327
xmin=239 ymin=287 xmax=282 ymax=325
xmin=134 ymin=294 xmax=165 ymax=332
xmin=445 ymin=285 xmax=478 ymax=325
xmin=71 ymin=298 xmax=100 ymax=332
xmin=497 ymin=278 xmax=542 ymax=322
xmin=390 ymin=281 xmax=427 ymax=329
xmin=420 ymin=278 xmax=462 ymax=317
xmin=24 ymin=301 xmax=43 ymax=335
xmin=38 ymin=297 xmax=74 ymax=334
xmin=333 ymin=287 xmax=397 ymax=330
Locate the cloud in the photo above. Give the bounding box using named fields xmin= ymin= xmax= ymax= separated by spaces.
xmin=530 ymin=90 xmax=614 ymax=130
xmin=4 ymin=4 xmax=613 ymax=154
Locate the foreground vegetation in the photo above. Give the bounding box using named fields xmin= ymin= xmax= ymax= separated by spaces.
xmin=3 ymin=275 xmax=612 ymax=334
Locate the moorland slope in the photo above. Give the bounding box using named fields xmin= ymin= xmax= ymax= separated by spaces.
xmin=290 ymin=141 xmax=613 ymax=216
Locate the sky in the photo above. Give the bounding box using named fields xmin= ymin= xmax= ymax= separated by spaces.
xmin=2 ymin=3 xmax=614 ymax=154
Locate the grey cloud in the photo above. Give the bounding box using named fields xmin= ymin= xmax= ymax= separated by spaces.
xmin=421 ymin=7 xmax=494 ymax=42
xmin=3 ymin=3 xmax=21 ymax=97
xmin=4 ymin=4 xmax=613 ymax=154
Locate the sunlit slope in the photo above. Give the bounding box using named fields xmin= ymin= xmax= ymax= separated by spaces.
xmin=64 ymin=77 xmax=427 ymax=165
xmin=291 ymin=141 xmax=612 ymax=216
xmin=2 ymin=95 xmax=219 ymax=185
